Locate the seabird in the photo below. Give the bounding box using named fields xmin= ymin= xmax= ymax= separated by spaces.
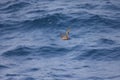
xmin=61 ymin=28 xmax=70 ymax=40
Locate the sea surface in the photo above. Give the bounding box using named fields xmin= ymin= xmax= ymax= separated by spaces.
xmin=0 ymin=0 xmax=120 ymax=80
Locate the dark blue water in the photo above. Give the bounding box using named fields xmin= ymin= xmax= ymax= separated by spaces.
xmin=0 ymin=0 xmax=120 ymax=80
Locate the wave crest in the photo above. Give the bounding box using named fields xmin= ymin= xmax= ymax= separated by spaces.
xmin=0 ymin=1 xmax=30 ymax=13
xmin=2 ymin=46 xmax=32 ymax=57
xmin=74 ymin=46 xmax=120 ymax=61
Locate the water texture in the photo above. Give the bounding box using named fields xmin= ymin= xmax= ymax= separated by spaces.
xmin=0 ymin=0 xmax=120 ymax=80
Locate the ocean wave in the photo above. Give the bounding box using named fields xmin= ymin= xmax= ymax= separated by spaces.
xmin=0 ymin=2 xmax=119 ymax=31
xmin=36 ymin=46 xmax=71 ymax=57
xmin=0 ymin=13 xmax=69 ymax=32
xmin=101 ymin=2 xmax=120 ymax=10
xmin=0 ymin=1 xmax=30 ymax=13
xmin=2 ymin=46 xmax=32 ymax=57
xmin=17 ymin=12 xmax=118 ymax=30
xmin=0 ymin=65 xmax=9 ymax=69
xmin=19 ymin=13 xmax=70 ymax=28
xmin=1 ymin=46 xmax=71 ymax=58
xmin=83 ymin=14 xmax=119 ymax=26
xmin=75 ymin=3 xmax=98 ymax=9
xmin=2 ymin=44 xmax=120 ymax=61
xmin=98 ymin=38 xmax=116 ymax=45
xmin=74 ymin=46 xmax=120 ymax=61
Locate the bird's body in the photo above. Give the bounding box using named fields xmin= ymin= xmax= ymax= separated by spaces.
xmin=61 ymin=28 xmax=70 ymax=40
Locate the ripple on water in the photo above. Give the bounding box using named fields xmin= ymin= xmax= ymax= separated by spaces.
xmin=0 ymin=65 xmax=9 ymax=69
xmin=74 ymin=46 xmax=120 ymax=61
xmin=2 ymin=46 xmax=32 ymax=57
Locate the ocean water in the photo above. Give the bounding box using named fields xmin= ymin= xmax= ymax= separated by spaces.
xmin=0 ymin=0 xmax=120 ymax=80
